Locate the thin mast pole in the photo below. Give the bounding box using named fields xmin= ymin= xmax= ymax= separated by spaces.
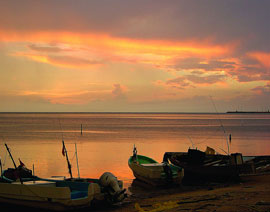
xmin=75 ymin=143 xmax=80 ymax=178
xmin=62 ymin=140 xmax=73 ymax=178
xmin=0 ymin=157 xmax=2 ymax=176
xmin=4 ymin=143 xmax=17 ymax=169
xmin=4 ymin=143 xmax=23 ymax=184
xmin=81 ymin=124 xmax=83 ymax=135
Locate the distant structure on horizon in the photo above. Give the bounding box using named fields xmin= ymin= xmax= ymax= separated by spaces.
xmin=227 ymin=110 xmax=270 ymax=114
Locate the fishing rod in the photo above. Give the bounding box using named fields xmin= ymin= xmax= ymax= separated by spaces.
xmin=188 ymin=136 xmax=195 ymax=149
xmin=210 ymin=96 xmax=230 ymax=155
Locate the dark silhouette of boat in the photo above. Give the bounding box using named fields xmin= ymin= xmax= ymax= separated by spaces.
xmin=163 ymin=148 xmax=254 ymax=184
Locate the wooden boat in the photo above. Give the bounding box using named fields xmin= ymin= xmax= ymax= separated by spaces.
xmin=242 ymin=155 xmax=270 ymax=173
xmin=0 ymin=143 xmax=126 ymax=210
xmin=0 ymin=177 xmax=101 ymax=211
xmin=163 ymin=149 xmax=243 ymax=183
xmin=128 ymin=147 xmax=184 ymax=186
xmin=0 ymin=172 xmax=126 ymax=211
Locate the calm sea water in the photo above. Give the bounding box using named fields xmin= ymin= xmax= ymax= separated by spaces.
xmin=0 ymin=113 xmax=270 ymax=187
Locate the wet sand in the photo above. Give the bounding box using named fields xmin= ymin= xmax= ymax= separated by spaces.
xmin=109 ymin=173 xmax=270 ymax=212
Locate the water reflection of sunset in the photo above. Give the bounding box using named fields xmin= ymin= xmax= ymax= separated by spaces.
xmin=1 ymin=113 xmax=270 ymax=188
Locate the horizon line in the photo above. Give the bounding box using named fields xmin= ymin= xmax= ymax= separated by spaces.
xmin=0 ymin=111 xmax=226 ymax=114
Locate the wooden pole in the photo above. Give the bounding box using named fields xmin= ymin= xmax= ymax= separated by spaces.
xmin=62 ymin=140 xmax=73 ymax=179
xmin=4 ymin=143 xmax=23 ymax=184
xmin=75 ymin=143 xmax=80 ymax=178
xmin=4 ymin=143 xmax=17 ymax=169
xmin=81 ymin=124 xmax=83 ymax=135
xmin=33 ymin=163 xmax=35 ymax=183
xmin=0 ymin=157 xmax=2 ymax=176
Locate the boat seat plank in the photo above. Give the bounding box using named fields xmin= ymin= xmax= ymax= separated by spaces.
xmin=141 ymin=163 xmax=164 ymax=167
xmin=12 ymin=181 xmax=56 ymax=186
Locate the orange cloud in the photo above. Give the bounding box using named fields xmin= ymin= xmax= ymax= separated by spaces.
xmin=247 ymin=52 xmax=270 ymax=68
xmin=12 ymin=52 xmax=103 ymax=69
xmin=251 ymin=83 xmax=270 ymax=95
xmin=0 ymin=30 xmax=235 ymax=61
xmin=17 ymin=89 xmax=110 ymax=105
xmin=112 ymin=84 xmax=127 ymax=99
xmin=15 ymin=84 xmax=128 ymax=105
xmin=154 ymin=72 xmax=228 ymax=92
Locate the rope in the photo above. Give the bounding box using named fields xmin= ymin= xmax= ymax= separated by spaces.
xmin=3 ymin=149 xmax=7 ymax=166
xmin=71 ymin=152 xmax=76 ymax=162
xmin=194 ymin=127 xmax=222 ymax=145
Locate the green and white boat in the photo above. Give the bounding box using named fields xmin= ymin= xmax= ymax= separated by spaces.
xmin=128 ymin=147 xmax=184 ymax=186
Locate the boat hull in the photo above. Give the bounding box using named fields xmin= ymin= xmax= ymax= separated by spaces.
xmin=182 ymin=165 xmax=240 ymax=183
xmin=0 ymin=180 xmax=100 ymax=211
xmin=164 ymin=151 xmax=242 ymax=183
xmin=128 ymin=155 xmax=184 ymax=186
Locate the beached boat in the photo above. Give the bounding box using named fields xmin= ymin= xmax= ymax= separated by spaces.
xmin=128 ymin=147 xmax=184 ymax=186
xmin=0 ymin=171 xmax=126 ymax=211
xmin=0 ymin=143 xmax=126 ymax=210
xmin=0 ymin=177 xmax=101 ymax=211
xmin=163 ymin=148 xmax=247 ymax=183
xmin=242 ymin=155 xmax=270 ymax=173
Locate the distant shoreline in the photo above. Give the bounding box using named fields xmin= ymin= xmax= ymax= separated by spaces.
xmin=227 ymin=111 xmax=270 ymax=114
xmin=1 ymin=111 xmax=270 ymax=114
xmin=0 ymin=112 xmax=222 ymax=114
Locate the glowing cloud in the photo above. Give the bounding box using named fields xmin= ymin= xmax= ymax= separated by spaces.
xmin=16 ymin=88 xmax=114 ymax=105
xmin=112 ymin=84 xmax=127 ymax=99
xmin=1 ymin=1 xmax=270 ymax=112
xmin=12 ymin=51 xmax=103 ymax=69
xmin=252 ymin=83 xmax=270 ymax=95
xmin=0 ymin=30 xmax=235 ymax=67
xmin=248 ymin=52 xmax=270 ymax=68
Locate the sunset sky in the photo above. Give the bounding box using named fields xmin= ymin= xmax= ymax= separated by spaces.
xmin=0 ymin=0 xmax=270 ymax=112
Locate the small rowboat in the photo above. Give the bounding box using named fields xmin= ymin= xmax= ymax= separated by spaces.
xmin=0 ymin=143 xmax=126 ymax=211
xmin=128 ymin=147 xmax=184 ymax=186
xmin=0 ymin=172 xmax=126 ymax=211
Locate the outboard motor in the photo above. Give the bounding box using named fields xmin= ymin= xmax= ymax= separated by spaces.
xmin=99 ymin=172 xmax=127 ymax=203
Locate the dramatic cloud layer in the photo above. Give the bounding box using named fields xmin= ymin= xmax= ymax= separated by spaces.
xmin=0 ymin=0 xmax=269 ymax=112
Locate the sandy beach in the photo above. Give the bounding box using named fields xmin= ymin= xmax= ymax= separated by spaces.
xmin=108 ymin=173 xmax=270 ymax=212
